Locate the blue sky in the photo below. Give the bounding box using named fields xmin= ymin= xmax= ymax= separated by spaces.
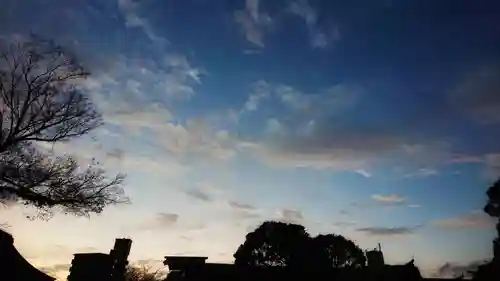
xmin=1 ymin=0 xmax=500 ymax=279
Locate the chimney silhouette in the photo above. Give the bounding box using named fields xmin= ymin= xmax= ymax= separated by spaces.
xmin=68 ymin=238 xmax=132 ymax=281
xmin=110 ymin=238 xmax=132 ymax=281
xmin=366 ymin=243 xmax=385 ymax=269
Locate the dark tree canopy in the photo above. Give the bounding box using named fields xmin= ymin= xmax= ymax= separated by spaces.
xmin=233 ymin=221 xmax=366 ymax=271
xmin=484 ymin=178 xmax=500 ymax=219
xmin=471 ymin=178 xmax=500 ymax=281
xmin=310 ymin=234 xmax=366 ymax=269
xmin=234 ymin=221 xmax=310 ymax=268
xmin=484 ymin=178 xmax=500 ymax=261
xmin=0 ymin=36 xmax=126 ymax=218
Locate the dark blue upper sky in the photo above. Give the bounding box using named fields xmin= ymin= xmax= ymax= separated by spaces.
xmin=1 ymin=0 xmax=500 ymax=279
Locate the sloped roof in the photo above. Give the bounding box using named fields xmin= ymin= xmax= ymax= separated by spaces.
xmin=0 ymin=229 xmax=56 ymax=281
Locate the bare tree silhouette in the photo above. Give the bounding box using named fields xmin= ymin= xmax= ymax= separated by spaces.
xmin=0 ymin=36 xmax=126 ymax=218
xmin=125 ymin=264 xmax=166 ymax=281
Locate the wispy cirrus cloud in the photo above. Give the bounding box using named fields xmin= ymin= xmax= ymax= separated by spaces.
xmin=288 ymin=0 xmax=340 ymax=49
xmin=356 ymin=225 xmax=422 ymax=237
xmin=236 ymin=80 xmax=459 ymax=175
xmin=84 ymin=53 xmax=202 ymax=106
xmin=156 ymin=213 xmax=180 ymax=226
xmin=403 ymin=168 xmax=438 ymax=178
xmin=117 ymin=0 xmax=167 ymax=45
xmin=433 ymin=211 xmax=496 ymax=229
xmin=228 ymin=201 xmax=255 ymax=211
xmin=242 ymin=128 xmax=446 ymax=174
xmin=40 ymin=263 xmax=70 ymax=280
xmin=79 ymin=52 xmax=237 ymax=166
xmin=240 ymin=80 xmax=360 ymax=116
xmin=333 ymin=221 xmax=357 ymax=228
xmin=134 ymin=212 xmax=180 ymax=232
xmin=450 ymin=64 xmax=500 ymax=125
xmin=275 ymin=83 xmax=361 ymax=115
xmin=234 ymin=0 xmax=273 ymax=48
xmin=372 ymin=194 xmax=406 ymax=204
xmin=240 ymin=122 xmax=460 ymax=179
xmin=276 ymin=208 xmax=304 ymax=223
xmin=228 ymin=200 xmax=261 ymax=220
xmin=449 ymin=153 xmax=500 ymax=180
xmin=241 ymin=80 xmax=271 ymax=113
xmin=183 ymin=188 xmax=212 ymax=202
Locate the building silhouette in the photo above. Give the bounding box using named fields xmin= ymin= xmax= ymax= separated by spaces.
xmin=366 ymin=243 xmax=385 ymax=269
xmin=0 ymin=229 xmax=470 ymax=281
xmin=110 ymin=239 xmax=133 ymax=281
xmin=162 ymin=246 xmax=423 ymax=281
xmin=68 ymin=253 xmax=114 ymax=281
xmin=68 ymin=238 xmax=132 ymax=281
xmin=0 ymin=229 xmax=55 ymax=281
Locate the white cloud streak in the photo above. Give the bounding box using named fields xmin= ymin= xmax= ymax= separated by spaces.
xmin=117 ymin=0 xmax=168 ymax=45
xmin=433 ymin=211 xmax=496 ymax=229
xmin=372 ymin=194 xmax=406 ymax=204
xmin=234 ymin=0 xmax=273 ymax=48
xmin=289 ymin=0 xmax=340 ymax=49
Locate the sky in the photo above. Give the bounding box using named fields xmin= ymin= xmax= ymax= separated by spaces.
xmin=1 ymin=0 xmax=500 ymax=279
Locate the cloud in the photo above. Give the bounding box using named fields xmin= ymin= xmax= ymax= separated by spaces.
xmin=484 ymin=153 xmax=500 ymax=179
xmin=245 ymin=129 xmax=405 ymax=171
xmin=164 ymin=53 xmax=205 ymax=84
xmin=40 ymin=263 xmax=70 ymax=273
xmin=183 ymin=189 xmax=212 ymax=202
xmin=239 ymin=81 xmax=361 ymax=119
xmin=105 ymin=148 xmax=125 ymax=160
xmin=275 ymin=84 xmax=361 ymax=115
xmin=450 ymin=64 xmax=500 ymax=124
xmin=339 ymin=210 xmax=349 ymax=215
xmin=403 ymin=168 xmax=438 ymax=178
xmin=228 ymin=201 xmax=255 ymax=211
xmin=333 ymin=221 xmax=357 ymax=227
xmin=241 ymin=80 xmax=271 ymax=112
xmin=265 ymin=118 xmax=284 ymax=135
xmin=36 ymin=132 xmax=190 ymax=182
xmin=355 ymin=169 xmax=372 ymax=178
xmin=157 ymin=119 xmax=237 ymax=162
xmin=356 ymin=225 xmax=421 ymax=236
xmin=227 ymin=200 xmax=261 ymax=220
xmin=80 ymin=54 xmax=236 ymax=165
xmin=276 ymin=208 xmax=304 ymax=223
xmin=84 ymin=54 xmax=202 ymax=106
xmin=117 ymin=0 xmax=168 ymax=45
xmin=372 ymin=194 xmax=406 ymax=204
xmin=433 ymin=211 xmax=496 ymax=229
xmin=243 ymin=49 xmax=263 ymax=55
xmin=234 ymin=0 xmax=273 ymax=48
xmin=240 ymin=123 xmax=454 ymax=176
xmin=236 ymin=81 xmax=456 ymax=174
xmin=288 ymin=0 xmax=340 ymax=49
xmin=125 ymin=212 xmax=180 ymax=233
xmin=156 ymin=212 xmax=179 ymax=226
xmin=239 ymin=82 xmax=444 ymax=174
xmin=40 ymin=263 xmax=70 ymax=279
xmin=449 ymin=153 xmax=500 ymax=180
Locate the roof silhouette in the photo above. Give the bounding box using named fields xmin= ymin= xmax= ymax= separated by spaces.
xmin=0 ymin=229 xmax=55 ymax=281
